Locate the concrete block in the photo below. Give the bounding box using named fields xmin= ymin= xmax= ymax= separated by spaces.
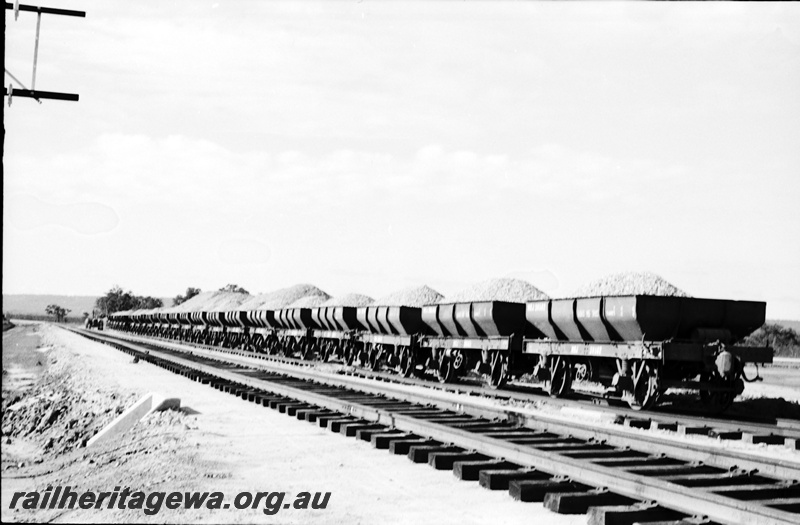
xmin=86 ymin=392 xmax=180 ymax=448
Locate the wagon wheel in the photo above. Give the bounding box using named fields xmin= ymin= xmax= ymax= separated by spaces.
xmin=437 ymin=350 xmax=463 ymax=383
xmin=358 ymin=345 xmax=371 ymax=368
xmin=368 ymin=345 xmax=383 ymax=371
xmin=574 ymin=361 xmax=593 ymax=383
xmin=699 ymin=373 xmax=736 ymax=414
xmin=399 ymin=346 xmax=416 ymax=377
xmin=485 ymin=351 xmax=508 ymax=389
xmin=280 ymin=338 xmax=293 ymax=356
xmin=305 ymin=338 xmax=319 ymax=360
xmin=437 ymin=353 xmax=455 ymax=383
xmin=628 ymin=360 xmax=661 ymax=411
xmin=548 ymin=356 xmax=572 ymax=397
xmin=343 ymin=342 xmax=356 ymax=366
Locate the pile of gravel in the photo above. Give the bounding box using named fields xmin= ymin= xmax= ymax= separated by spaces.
xmin=238 ymin=284 xmax=330 ymax=311
xmin=569 ymin=272 xmax=690 ymax=298
xmin=287 ymin=294 xmax=330 ymax=308
xmin=128 ymin=307 xmax=163 ymax=316
xmin=164 ymin=291 xmax=251 ymax=312
xmin=320 ymin=293 xmax=374 ymax=307
xmin=373 ymin=285 xmax=443 ymax=307
xmin=442 ymin=278 xmax=549 ymax=303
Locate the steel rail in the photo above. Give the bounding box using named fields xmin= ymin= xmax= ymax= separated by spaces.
xmin=114 ymin=329 xmax=800 ymax=436
xmin=71 ymin=328 xmax=798 ymax=525
xmin=100 ymin=329 xmax=800 ymax=479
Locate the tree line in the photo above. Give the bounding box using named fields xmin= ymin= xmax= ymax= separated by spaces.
xmin=82 ymin=283 xmax=249 ymax=316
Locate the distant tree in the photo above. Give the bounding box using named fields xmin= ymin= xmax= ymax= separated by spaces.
xmin=219 ymin=284 xmax=249 ymax=294
xmin=95 ymin=285 xmax=162 ymax=315
xmin=743 ymin=323 xmax=800 ymax=358
xmin=136 ymin=296 xmax=164 ymax=310
xmin=45 ymin=304 xmax=71 ymax=323
xmin=173 ymin=287 xmax=202 ymax=306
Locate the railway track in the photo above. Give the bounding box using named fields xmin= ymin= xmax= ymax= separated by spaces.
xmin=70 ymin=328 xmax=800 ymax=525
xmin=107 ymin=330 xmax=800 ymax=448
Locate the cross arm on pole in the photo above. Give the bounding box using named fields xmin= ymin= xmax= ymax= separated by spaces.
xmin=4 ymin=87 xmax=79 ymax=101
xmin=4 ymin=2 xmax=85 ymax=17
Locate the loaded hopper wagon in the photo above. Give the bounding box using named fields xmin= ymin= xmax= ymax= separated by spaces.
xmin=421 ymin=295 xmax=769 ymax=410
xmin=106 ymin=294 xmax=771 ymax=412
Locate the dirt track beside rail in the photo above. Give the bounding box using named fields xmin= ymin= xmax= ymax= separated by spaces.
xmin=1 ymin=324 xmax=582 ymax=524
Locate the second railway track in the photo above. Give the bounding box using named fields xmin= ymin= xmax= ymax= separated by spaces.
xmin=71 ymin=327 xmax=800 ymax=525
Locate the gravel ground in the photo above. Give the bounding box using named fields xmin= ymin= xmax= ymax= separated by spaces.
xmin=568 ymin=271 xmax=689 ymax=298
xmin=442 ymin=278 xmax=549 ymax=303
xmin=373 ymin=286 xmax=443 ymax=307
xmin=2 ymin=324 xmax=581 ymax=525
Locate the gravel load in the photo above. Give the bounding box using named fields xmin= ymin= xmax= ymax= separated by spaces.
xmin=287 ymin=294 xmax=330 ymax=308
xmin=569 ymin=272 xmax=690 ymax=298
xmin=237 ymin=284 xmax=330 ymax=311
xmin=442 ymin=278 xmax=549 ymax=303
xmin=320 ymin=293 xmax=374 ymax=307
xmin=164 ymin=291 xmax=251 ymax=312
xmin=373 ymin=285 xmax=443 ymax=307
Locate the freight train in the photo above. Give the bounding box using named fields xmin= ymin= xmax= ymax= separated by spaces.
xmin=106 ymin=295 xmax=772 ymax=411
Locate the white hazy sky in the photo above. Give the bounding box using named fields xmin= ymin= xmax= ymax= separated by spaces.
xmin=4 ymin=2 xmax=800 ymax=319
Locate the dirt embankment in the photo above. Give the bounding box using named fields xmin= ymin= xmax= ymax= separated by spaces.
xmin=1 ymin=325 xmax=199 ymax=523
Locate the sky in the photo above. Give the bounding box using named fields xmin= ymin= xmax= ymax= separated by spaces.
xmin=4 ymin=2 xmax=800 ymax=319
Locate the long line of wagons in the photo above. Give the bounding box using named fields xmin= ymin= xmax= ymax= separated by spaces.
xmin=106 ymin=294 xmax=772 ymax=411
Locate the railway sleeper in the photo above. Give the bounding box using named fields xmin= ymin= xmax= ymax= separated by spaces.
xmin=586 ymin=503 xmax=687 ymax=525
xmin=562 ymin=449 xmax=647 ymax=460
xmin=453 ymin=460 xmax=520 ymax=481
xmin=338 ymin=422 xmax=386 ymax=438
xmin=295 ymin=408 xmax=333 ymax=422
xmin=285 ymin=403 xmax=315 ymax=416
xmin=389 ymin=438 xmax=442 ymax=455
xmin=594 ymin=456 xmax=684 ymax=468
xmin=352 ymin=426 xmax=390 ymax=441
xmin=662 ymin=470 xmax=775 ymax=488
xmin=625 ymin=463 xmax=721 ymax=477
xmin=479 ymin=468 xmax=550 ymax=490
xmin=370 ymin=431 xmax=418 ymax=449
xmin=428 ymin=450 xmax=490 ymax=470
xmin=407 ymin=444 xmax=463 ymax=463
xmin=544 ymin=488 xmax=637 ymax=515
xmin=326 ymin=417 xmax=362 ymax=433
xmin=509 ymin=477 xmax=591 ymax=503
xmin=742 ymin=433 xmax=786 ymax=446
